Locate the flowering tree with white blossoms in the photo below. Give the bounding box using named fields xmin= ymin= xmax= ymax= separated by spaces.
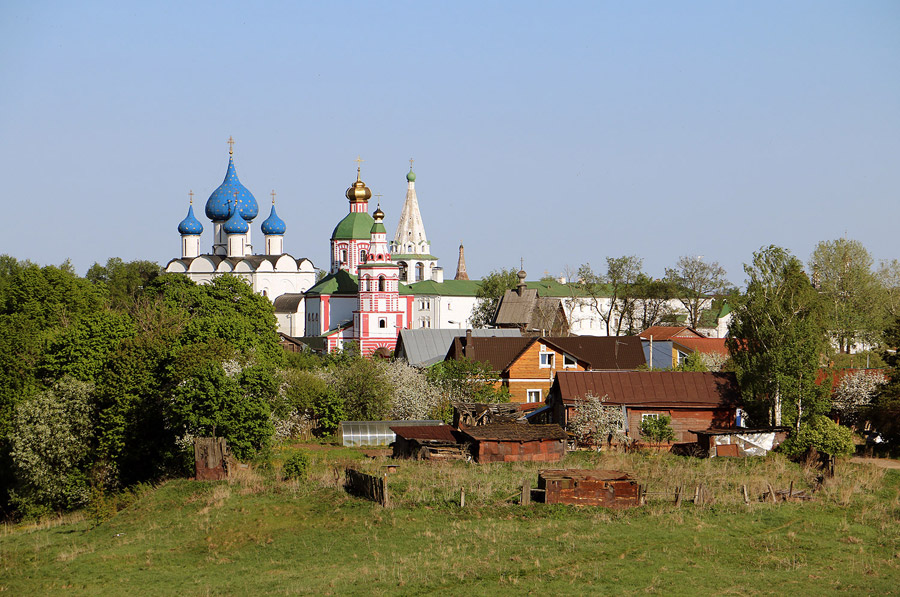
xmin=570 ymin=392 xmax=628 ymax=448
xmin=385 ymin=360 xmax=444 ymax=420
xmin=832 ymin=369 xmax=886 ymax=426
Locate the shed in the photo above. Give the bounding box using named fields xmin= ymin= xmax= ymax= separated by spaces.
xmin=390 ymin=425 xmax=469 ymax=460
xmin=537 ymin=469 xmax=640 ymax=508
xmin=691 ymin=427 xmax=790 ymax=457
xmin=460 ymin=423 xmax=567 ymax=463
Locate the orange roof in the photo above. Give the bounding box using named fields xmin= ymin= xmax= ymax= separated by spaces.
xmin=639 ymin=326 xmax=705 ymax=341
xmin=671 ymin=337 xmax=728 ymax=357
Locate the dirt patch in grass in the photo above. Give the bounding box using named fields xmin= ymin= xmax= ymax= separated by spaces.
xmin=850 ymin=456 xmax=900 ymax=470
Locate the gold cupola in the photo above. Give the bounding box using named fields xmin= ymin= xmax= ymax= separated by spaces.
xmin=345 ymin=159 xmax=372 ymax=204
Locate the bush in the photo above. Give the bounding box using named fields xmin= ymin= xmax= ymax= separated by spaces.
xmin=780 ymin=415 xmax=855 ymax=458
xmin=639 ymin=415 xmax=676 ymax=448
xmin=282 ymin=451 xmax=310 ymax=481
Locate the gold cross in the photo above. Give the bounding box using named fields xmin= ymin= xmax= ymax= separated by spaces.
xmin=227 ymin=136 xmax=235 ymax=153
xmin=188 ymin=190 xmax=194 ymax=204
xmin=409 ymin=157 xmax=414 ymax=170
xmin=374 ymin=193 xmax=383 ymax=206
xmin=355 ymin=155 xmax=364 ymax=169
xmin=271 ymin=189 xmax=276 ymax=204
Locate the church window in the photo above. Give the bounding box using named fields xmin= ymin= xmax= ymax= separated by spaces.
xmin=415 ymin=262 xmax=424 ymax=281
xmin=340 ymin=249 xmax=347 ymax=263
xmin=359 ymin=250 xmax=367 ymax=264
xmin=379 ymin=318 xmax=387 ymax=329
xmin=378 ymin=276 xmax=386 ymax=292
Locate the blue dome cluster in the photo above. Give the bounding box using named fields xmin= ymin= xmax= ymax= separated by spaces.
xmin=205 ymin=155 xmax=259 ymax=222
xmin=261 ymin=204 xmax=286 ymax=235
xmin=177 ymin=205 xmax=204 ymax=235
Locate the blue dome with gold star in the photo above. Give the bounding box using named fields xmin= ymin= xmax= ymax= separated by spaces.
xmin=177 ymin=204 xmax=203 ymax=235
xmin=205 ymin=154 xmax=259 ymax=222
xmin=261 ymin=204 xmax=286 ymax=235
xmin=223 ymin=199 xmax=250 ymax=233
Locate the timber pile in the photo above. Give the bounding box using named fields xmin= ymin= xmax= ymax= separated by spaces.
xmin=452 ymin=402 xmax=525 ymax=428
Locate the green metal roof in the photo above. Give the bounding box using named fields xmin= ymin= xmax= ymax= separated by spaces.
xmin=370 ymin=221 xmax=386 ymax=234
xmin=391 ymin=253 xmax=440 ymax=260
xmin=406 ymin=279 xmax=483 ymax=296
xmin=305 ymin=269 xmax=359 ymax=295
xmin=331 ymin=212 xmax=375 ymax=240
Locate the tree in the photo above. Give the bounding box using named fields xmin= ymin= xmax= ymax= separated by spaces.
xmin=384 ymin=360 xmax=443 ymax=420
xmin=666 ymin=256 xmax=729 ymax=329
xmin=809 ymin=238 xmax=885 ymax=353
xmin=86 ymin=258 xmax=162 ymax=309
xmin=621 ymin=274 xmax=678 ymax=334
xmin=426 ymin=358 xmax=507 ymax=422
xmin=326 ymin=357 xmax=393 ymax=421
xmin=9 ymin=377 xmax=95 ymax=514
xmin=865 ymin=317 xmax=900 ymax=444
xmin=877 ymin=259 xmax=900 ymax=320
xmin=832 ymin=369 xmax=886 ymax=426
xmin=727 ymin=246 xmax=831 ymax=428
xmin=639 ymin=415 xmax=675 ymax=448
xmin=778 ymin=415 xmax=854 ymax=458
xmin=577 ymin=256 xmax=643 ymax=336
xmin=570 ymin=393 xmax=627 ymax=448
xmin=471 ymin=268 xmax=519 ymax=328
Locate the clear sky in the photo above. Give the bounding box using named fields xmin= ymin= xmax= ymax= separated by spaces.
xmin=1 ymin=1 xmax=898 ymax=285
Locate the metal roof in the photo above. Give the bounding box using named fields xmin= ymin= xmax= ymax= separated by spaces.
xmin=396 ymin=328 xmax=522 ymax=367
xmin=462 ymin=423 xmax=568 ymax=442
xmin=552 ymin=371 xmax=742 ymax=408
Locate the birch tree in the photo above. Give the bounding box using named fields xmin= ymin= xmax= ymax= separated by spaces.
xmin=727 ymin=246 xmax=830 ymax=428
xmin=666 ymin=255 xmax=729 ymax=329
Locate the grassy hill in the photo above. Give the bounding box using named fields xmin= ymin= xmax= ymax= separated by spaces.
xmin=2 ymin=447 xmax=898 ymax=595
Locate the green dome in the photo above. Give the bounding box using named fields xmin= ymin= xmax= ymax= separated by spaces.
xmin=407 ymin=170 xmax=416 ymax=182
xmin=331 ymin=212 xmax=375 ymax=240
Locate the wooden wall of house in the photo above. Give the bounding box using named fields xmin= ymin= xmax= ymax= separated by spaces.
xmin=626 ymin=407 xmax=736 ymax=443
xmin=504 ymin=341 xmax=586 ymax=403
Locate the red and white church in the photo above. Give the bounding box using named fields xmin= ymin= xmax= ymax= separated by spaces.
xmin=303 ymin=167 xmax=415 ymax=355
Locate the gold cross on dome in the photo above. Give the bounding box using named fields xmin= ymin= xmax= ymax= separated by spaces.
xmin=188 ymin=190 xmax=194 ymax=204
xmin=355 ymin=155 xmax=364 ymax=169
xmin=227 ymin=136 xmax=235 ymax=153
xmin=374 ymin=193 xmax=383 ymax=205
xmin=409 ymin=157 xmax=414 ymax=169
xmin=271 ymin=189 xmax=276 ymax=204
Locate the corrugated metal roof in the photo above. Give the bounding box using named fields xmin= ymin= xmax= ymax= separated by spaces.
xmin=396 ymin=329 xmax=522 ymax=367
xmin=462 ymin=423 xmax=568 ymax=442
xmin=671 ymin=337 xmax=729 ymax=357
xmin=554 ymin=371 xmax=741 ymax=408
xmin=448 ymin=336 xmax=535 ymax=371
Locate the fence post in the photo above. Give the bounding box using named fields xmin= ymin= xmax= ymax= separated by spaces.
xmin=742 ymin=484 xmax=750 ymax=505
xmin=521 ymin=479 xmax=531 ymax=506
xmin=675 ymin=485 xmax=683 ymax=507
xmin=460 ymin=487 xmax=465 ymax=508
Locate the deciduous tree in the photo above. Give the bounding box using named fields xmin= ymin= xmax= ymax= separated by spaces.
xmin=666 ymin=255 xmax=729 ymax=329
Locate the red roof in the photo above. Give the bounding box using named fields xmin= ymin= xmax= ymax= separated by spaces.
xmin=552 ymin=371 xmax=741 ymax=408
xmin=815 ymin=368 xmax=888 ymax=390
xmin=390 ymin=425 xmax=460 ymax=442
xmin=462 ymin=423 xmax=568 ymax=442
xmin=671 ymin=337 xmax=729 ymax=357
xmin=639 ymin=326 xmax=705 ymax=341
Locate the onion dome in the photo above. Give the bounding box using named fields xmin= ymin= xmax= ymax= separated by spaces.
xmin=261 ymin=204 xmax=286 ymax=235
xmin=177 ymin=204 xmax=203 ymax=235
xmin=373 ymin=205 xmax=385 ymax=220
xmin=407 ymin=168 xmax=416 ymax=182
xmin=205 ymin=152 xmax=259 ymax=222
xmin=345 ymin=168 xmax=372 ymax=203
xmin=223 ymin=197 xmax=249 ymax=234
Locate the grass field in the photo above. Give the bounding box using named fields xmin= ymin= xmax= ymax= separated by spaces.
xmin=2 ymin=447 xmax=899 ymax=595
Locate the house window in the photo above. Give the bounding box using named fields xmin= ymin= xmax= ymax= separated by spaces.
xmin=677 ymin=351 xmax=690 ymax=366
xmin=563 ymin=353 xmax=576 ymax=368
xmin=539 ymin=352 xmax=554 ymax=368
xmin=527 ymin=389 xmax=542 ymax=403
xmin=641 ymin=413 xmax=660 ymax=422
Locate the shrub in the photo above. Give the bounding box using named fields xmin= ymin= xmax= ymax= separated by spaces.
xmin=780 ymin=415 xmax=855 ymax=458
xmin=639 ymin=415 xmax=676 ymax=448
xmin=282 ymin=451 xmax=310 ymax=481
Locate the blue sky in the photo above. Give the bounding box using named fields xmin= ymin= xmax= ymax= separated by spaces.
xmin=1 ymin=1 xmax=898 ymax=285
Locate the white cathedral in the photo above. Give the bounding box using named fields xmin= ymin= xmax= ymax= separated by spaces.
xmin=166 ymin=143 xmax=480 ymax=354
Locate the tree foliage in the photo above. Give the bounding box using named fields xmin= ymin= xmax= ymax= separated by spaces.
xmin=570 ymin=393 xmax=627 ymax=447
xmin=639 ymin=415 xmax=676 ymax=448
xmin=809 ymin=238 xmax=885 ymax=352
xmin=666 ymin=255 xmax=729 ymax=329
xmin=727 ymin=246 xmax=830 ymax=428
xmin=471 ymin=268 xmax=519 ymax=328
xmin=832 ymin=369 xmax=886 ymax=426
xmin=576 ymin=256 xmax=643 ymax=336
xmin=779 ymin=415 xmax=854 ymax=458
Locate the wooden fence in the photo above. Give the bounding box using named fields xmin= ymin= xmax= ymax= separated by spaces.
xmin=345 ymin=469 xmax=390 ymax=507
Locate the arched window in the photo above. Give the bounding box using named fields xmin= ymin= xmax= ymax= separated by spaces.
xmin=340 ymin=249 xmax=347 ymax=263
xmin=415 ymin=262 xmax=424 ymax=281
xmin=378 ymin=275 xmax=386 ymax=292
xmin=359 ymin=249 xmax=367 ymax=264
xmin=379 ymin=318 xmax=387 ymax=329
xmin=398 ymin=261 xmax=408 ymax=281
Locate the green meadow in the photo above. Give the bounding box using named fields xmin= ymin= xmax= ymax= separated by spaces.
xmin=2 ymin=448 xmax=898 ymax=595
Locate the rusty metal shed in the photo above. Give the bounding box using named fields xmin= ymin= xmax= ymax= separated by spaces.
xmin=537 ymin=469 xmax=640 ymax=507
xmin=390 ymin=425 xmax=469 ymax=460
xmin=460 ymin=424 xmax=567 ymax=463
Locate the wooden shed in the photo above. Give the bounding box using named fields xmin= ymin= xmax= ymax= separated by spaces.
xmin=460 ymin=424 xmax=567 ymax=463
xmin=390 ymin=425 xmax=469 ymax=460
xmin=537 ymin=469 xmax=640 ymax=508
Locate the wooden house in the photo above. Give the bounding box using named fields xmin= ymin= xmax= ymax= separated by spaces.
xmin=547 ymin=371 xmax=743 ymax=444
xmin=446 ymin=334 xmax=646 ymax=404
